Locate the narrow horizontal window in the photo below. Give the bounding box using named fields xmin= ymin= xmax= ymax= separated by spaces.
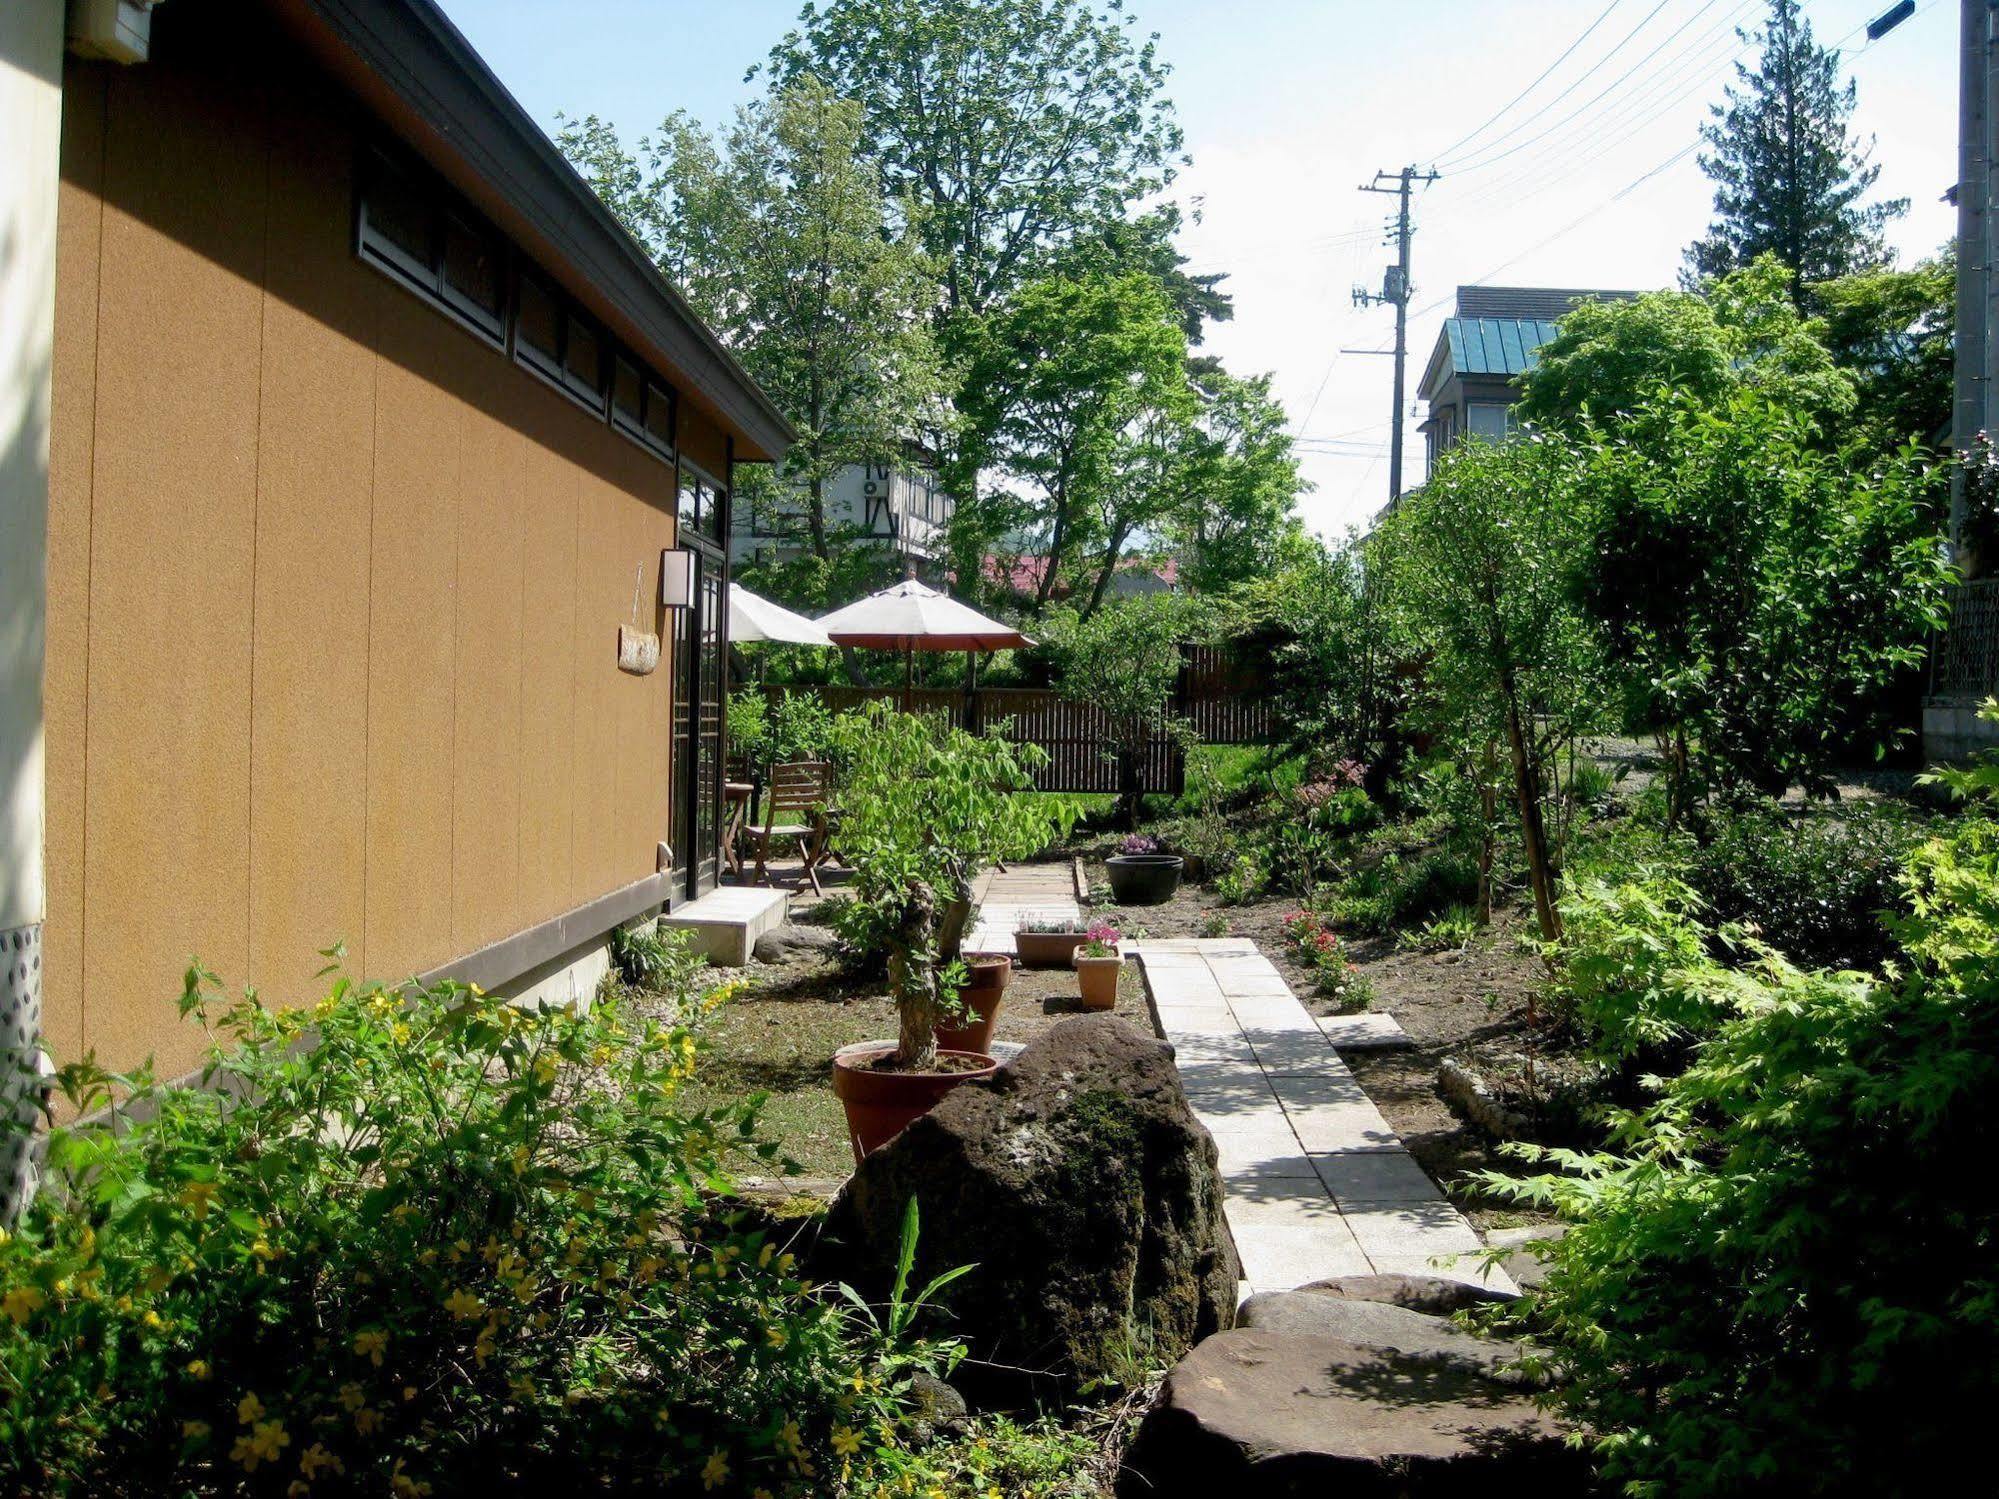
xmin=612 ymin=356 xmax=644 ymax=433
xmin=441 ymin=211 xmax=505 ymax=334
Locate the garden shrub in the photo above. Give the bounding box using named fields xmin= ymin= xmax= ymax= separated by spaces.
xmin=1495 ymin=803 xmax=1999 ymax=1495
xmin=1326 ymin=846 xmax=1480 ymax=935
xmin=1686 ymin=800 xmax=1914 ymax=972
xmin=1553 ymin=869 xmax=1721 ymax=1062
xmin=1487 ymin=795 xmax=1999 ymax=1494
xmin=0 ymin=959 xmax=957 ymax=1496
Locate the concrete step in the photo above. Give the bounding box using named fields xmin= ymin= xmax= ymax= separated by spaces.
xmin=660 ymin=884 xmax=790 ymax=966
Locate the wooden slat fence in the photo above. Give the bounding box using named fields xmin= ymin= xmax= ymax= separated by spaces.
xmin=1177 ymin=640 xmax=1278 ymax=746
xmin=779 ymin=685 xmax=1185 ymax=796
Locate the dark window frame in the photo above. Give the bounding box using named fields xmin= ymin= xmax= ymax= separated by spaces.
xmin=356 ymin=146 xmax=506 ymax=349
xmin=356 ymin=139 xmax=682 ymax=466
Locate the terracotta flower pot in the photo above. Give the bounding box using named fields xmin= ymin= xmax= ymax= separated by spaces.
xmin=935 ymin=954 xmax=1012 ymax=1053
xmin=831 ymin=1044 xmax=1000 ymax=1165
xmin=1015 ymin=928 xmax=1087 ymax=968
xmin=1073 ymin=950 xmax=1123 ymax=1010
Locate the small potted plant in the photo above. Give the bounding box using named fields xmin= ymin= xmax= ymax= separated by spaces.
xmin=1013 ymin=916 xmax=1090 ymax=968
xmin=1072 ymin=923 xmax=1123 ymax=1010
xmin=1105 ymin=833 xmax=1184 ymax=905
xmin=827 ymin=704 xmax=1072 ymax=1162
xmin=934 ymin=951 xmax=1012 ymax=1054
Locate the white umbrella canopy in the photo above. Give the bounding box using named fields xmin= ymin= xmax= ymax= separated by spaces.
xmin=729 ymin=583 xmax=833 ymax=647
xmin=817 ymin=579 xmax=1032 ymax=653
xmin=818 ymin=579 xmax=1033 ymax=709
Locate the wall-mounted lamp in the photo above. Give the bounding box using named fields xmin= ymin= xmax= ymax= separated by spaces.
xmin=659 ymin=548 xmax=694 ymax=609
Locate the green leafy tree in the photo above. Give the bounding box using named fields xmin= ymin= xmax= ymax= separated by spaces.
xmin=1518 ymin=256 xmax=1853 ymax=432
xmin=557 ymin=84 xmax=950 ymax=592
xmin=1168 ymin=368 xmax=1308 ymax=594
xmin=1812 ymin=244 xmax=1955 ymax=452
xmin=1685 ymin=0 xmax=1906 ymax=287
xmin=760 ymin=0 xmax=1185 ymax=319
xmin=1574 ymin=384 xmax=1950 ymax=806
xmin=1248 ymin=538 xmax=1404 ymax=779
xmin=1375 ymin=436 xmax=1605 ymax=941
xmin=1051 ymin=593 xmax=1205 ymax=825
xmin=956 ymin=269 xmax=1190 ymax=613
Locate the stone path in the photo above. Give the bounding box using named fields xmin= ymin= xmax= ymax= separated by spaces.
xmin=964 ymin=865 xmax=1081 ymax=956
xmin=1128 ymin=938 xmax=1515 ymax=1298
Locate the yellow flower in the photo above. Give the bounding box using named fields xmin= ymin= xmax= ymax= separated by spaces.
xmin=228 ymin=1419 xmax=290 ymax=1472
xmin=765 ymin=1325 xmax=788 ymax=1349
xmin=337 ymin=1382 xmax=366 ymax=1412
xmin=181 ymin=1420 xmax=211 ymax=1441
xmin=179 ymin=1181 xmax=218 ymax=1220
xmin=391 ymin=1022 xmax=412 ymax=1045
xmin=443 ymin=1288 xmax=484 ymax=1321
xmin=830 ymin=1426 xmax=862 ymax=1457
xmin=236 ymin=1392 xmax=265 ymax=1425
xmin=2 ymin=1286 xmax=45 ymax=1325
xmin=299 ymin=1442 xmax=344 ymax=1479
xmin=142 ymin=1309 xmax=166 ymax=1330
xmin=390 ymin=1460 xmax=433 ymax=1498
xmin=353 ymin=1406 xmax=382 ymax=1436
xmin=700 ymin=1451 xmax=730 ymax=1490
xmin=532 ymin=1056 xmax=558 ymax=1086
xmin=353 ymin=1328 xmax=388 ymax=1365
xmin=185 ymin=1359 xmax=212 ymax=1382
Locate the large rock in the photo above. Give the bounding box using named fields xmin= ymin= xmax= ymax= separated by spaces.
xmin=1118 ymin=1328 xmax=1591 ymax=1498
xmin=818 ymin=1015 xmax=1238 ymax=1394
xmin=752 ymin=923 xmax=841 ymax=963
xmin=1296 ymin=1271 xmax=1518 ymax=1316
xmin=1236 ymin=1291 xmax=1537 ymax=1385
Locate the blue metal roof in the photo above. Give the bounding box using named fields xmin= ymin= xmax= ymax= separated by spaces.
xmin=1442 ymin=317 xmax=1563 ymax=377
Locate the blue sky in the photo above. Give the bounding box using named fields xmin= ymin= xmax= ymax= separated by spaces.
xmin=440 ymin=0 xmax=1958 ymax=535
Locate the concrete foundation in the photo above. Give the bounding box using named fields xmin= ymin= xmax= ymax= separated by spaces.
xmin=660 ymin=885 xmax=790 ymax=966
xmin=1922 ymin=698 xmax=1999 ymax=765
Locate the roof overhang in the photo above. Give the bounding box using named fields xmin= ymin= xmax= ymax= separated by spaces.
xmin=268 ymin=0 xmax=796 ymax=462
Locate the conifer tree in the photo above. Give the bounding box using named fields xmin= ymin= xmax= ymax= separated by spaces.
xmin=1685 ymin=0 xmax=1905 ymax=288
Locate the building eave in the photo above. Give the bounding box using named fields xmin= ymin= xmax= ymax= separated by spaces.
xmin=270 ymin=0 xmax=796 ymax=462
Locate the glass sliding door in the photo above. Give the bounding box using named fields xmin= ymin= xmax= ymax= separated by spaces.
xmin=671 ymin=463 xmax=729 ymax=902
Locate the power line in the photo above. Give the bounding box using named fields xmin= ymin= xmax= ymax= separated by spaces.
xmin=1437 ymin=0 xmax=1683 ymax=169
xmin=1445 ymin=0 xmax=1729 ymax=175
xmin=1450 ymin=0 xmax=1760 ymax=212
xmin=1423 ymin=0 xmax=1630 ymax=165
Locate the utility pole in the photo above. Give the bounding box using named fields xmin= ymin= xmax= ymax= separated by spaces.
xmin=1354 ymin=166 xmax=1437 ymax=504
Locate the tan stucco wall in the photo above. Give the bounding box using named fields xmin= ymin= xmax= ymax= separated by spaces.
xmin=45 ymin=13 xmax=698 ymax=1078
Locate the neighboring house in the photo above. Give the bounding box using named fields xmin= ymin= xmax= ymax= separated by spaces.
xmin=731 ymin=449 xmax=953 ymax=578
xmin=1417 ymin=285 xmax=1641 ymax=468
xmin=981 ymin=554 xmax=1180 ymax=605
xmin=0 ymin=0 xmax=793 ymax=1095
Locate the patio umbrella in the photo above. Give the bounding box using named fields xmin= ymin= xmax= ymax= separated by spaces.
xmin=729 ymin=582 xmax=833 ymax=646
xmin=817 ymin=579 xmax=1032 ymax=708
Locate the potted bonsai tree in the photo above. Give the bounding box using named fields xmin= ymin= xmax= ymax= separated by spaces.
xmin=828 ymin=703 xmax=1070 ymax=1161
xmin=1072 ymin=923 xmax=1123 ymax=1010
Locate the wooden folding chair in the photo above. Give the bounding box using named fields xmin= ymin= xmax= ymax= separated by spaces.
xmin=748 ymin=760 xmax=833 ymax=896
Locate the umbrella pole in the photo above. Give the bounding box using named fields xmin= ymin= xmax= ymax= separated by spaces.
xmin=903 ymin=645 xmax=913 ymax=714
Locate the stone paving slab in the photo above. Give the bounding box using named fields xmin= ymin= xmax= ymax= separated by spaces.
xmin=1130 ymin=937 xmax=1515 ymax=1298
xmin=1315 ymin=1010 xmax=1414 ymax=1050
